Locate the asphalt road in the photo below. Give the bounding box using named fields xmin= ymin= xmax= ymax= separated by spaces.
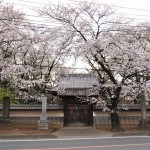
xmin=0 ymin=136 xmax=150 ymax=150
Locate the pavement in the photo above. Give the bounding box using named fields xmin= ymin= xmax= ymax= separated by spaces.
xmin=51 ymin=126 xmax=150 ymax=138
xmin=51 ymin=126 xmax=114 ymax=138
xmin=0 ymin=126 xmax=150 ymax=139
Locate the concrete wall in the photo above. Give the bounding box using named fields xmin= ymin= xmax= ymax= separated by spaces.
xmin=0 ymin=109 xmax=64 ymax=126
xmin=9 ymin=110 xmax=64 ymax=117
xmin=93 ymin=110 xmax=150 ymax=125
xmin=93 ymin=110 xmax=150 ymax=117
xmin=8 ymin=110 xmax=64 ymax=126
xmin=1 ymin=106 xmax=150 ymax=126
xmin=93 ymin=111 xmax=109 ymax=117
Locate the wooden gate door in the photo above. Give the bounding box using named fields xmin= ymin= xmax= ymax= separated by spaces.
xmin=64 ymin=104 xmax=93 ymax=126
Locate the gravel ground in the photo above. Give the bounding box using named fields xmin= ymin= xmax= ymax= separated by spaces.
xmin=0 ymin=123 xmax=149 ymax=136
xmin=0 ymin=123 xmax=60 ymax=135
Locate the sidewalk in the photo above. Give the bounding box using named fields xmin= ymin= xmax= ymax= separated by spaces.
xmin=0 ymin=124 xmax=150 ymax=139
xmin=51 ymin=126 xmax=113 ymax=138
xmin=0 ymin=123 xmax=59 ymax=139
xmin=51 ymin=126 xmax=150 ymax=138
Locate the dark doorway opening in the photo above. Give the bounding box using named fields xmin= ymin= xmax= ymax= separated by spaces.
xmin=64 ymin=104 xmax=93 ymax=126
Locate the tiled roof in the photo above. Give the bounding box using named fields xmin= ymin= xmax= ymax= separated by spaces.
xmin=0 ymin=104 xmax=63 ymax=110
xmin=57 ymin=74 xmax=99 ymax=89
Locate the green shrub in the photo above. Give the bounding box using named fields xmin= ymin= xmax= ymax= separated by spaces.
xmin=0 ymin=87 xmax=19 ymax=104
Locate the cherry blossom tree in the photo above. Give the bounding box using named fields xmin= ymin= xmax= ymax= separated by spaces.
xmin=16 ymin=28 xmax=74 ymax=103
xmin=38 ymin=0 xmax=150 ymax=131
xmin=0 ymin=4 xmax=31 ymax=89
xmin=0 ymin=4 xmax=74 ymax=103
xmin=85 ymin=24 xmax=150 ymax=131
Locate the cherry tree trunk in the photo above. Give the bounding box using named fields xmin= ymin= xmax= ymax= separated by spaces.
xmin=110 ymin=97 xmax=122 ymax=132
xmin=110 ymin=111 xmax=121 ymax=132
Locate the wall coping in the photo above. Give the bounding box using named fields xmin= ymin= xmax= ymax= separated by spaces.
xmin=0 ymin=104 xmax=63 ymax=110
xmin=94 ymin=104 xmax=150 ymax=110
xmin=0 ymin=104 xmax=150 ymax=110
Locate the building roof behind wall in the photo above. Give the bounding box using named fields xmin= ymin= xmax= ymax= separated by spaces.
xmin=50 ymin=74 xmax=99 ymax=96
xmin=58 ymin=74 xmax=99 ymax=89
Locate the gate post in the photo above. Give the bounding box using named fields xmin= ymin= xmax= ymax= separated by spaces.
xmin=139 ymin=91 xmax=150 ymax=128
xmin=2 ymin=96 xmax=10 ymax=119
xmin=38 ymin=96 xmax=48 ymax=129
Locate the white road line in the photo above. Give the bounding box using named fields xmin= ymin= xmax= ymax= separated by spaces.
xmin=20 ymin=142 xmax=150 ymax=150
xmin=0 ymin=136 xmax=149 ymax=142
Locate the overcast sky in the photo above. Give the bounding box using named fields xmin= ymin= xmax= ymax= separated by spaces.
xmin=3 ymin=0 xmax=150 ymax=18
xmin=2 ymin=0 xmax=150 ymax=72
xmin=3 ymin=0 xmax=150 ymax=26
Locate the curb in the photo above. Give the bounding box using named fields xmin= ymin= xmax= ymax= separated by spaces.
xmin=0 ymin=134 xmax=57 ymax=139
xmin=0 ymin=133 xmax=149 ymax=139
xmin=113 ymin=131 xmax=150 ymax=137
